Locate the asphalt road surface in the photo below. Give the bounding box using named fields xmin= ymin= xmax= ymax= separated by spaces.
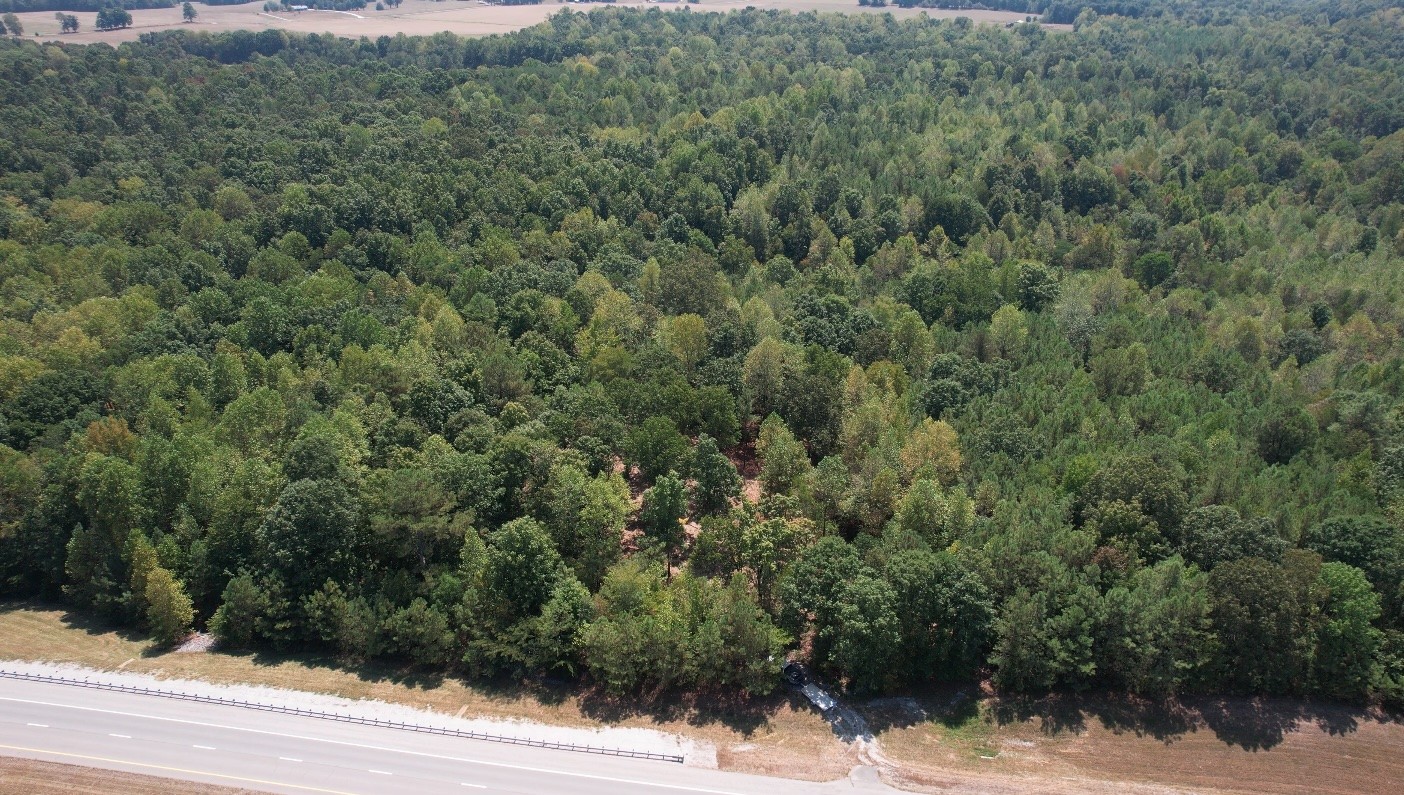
xmin=0 ymin=677 xmax=887 ymax=794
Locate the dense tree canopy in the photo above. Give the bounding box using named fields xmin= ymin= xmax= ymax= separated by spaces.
xmin=2 ymin=1 xmax=1404 ymax=704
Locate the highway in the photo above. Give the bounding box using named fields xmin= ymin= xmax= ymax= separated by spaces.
xmin=0 ymin=677 xmax=888 ymax=794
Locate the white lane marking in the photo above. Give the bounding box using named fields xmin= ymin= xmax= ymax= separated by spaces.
xmin=0 ymin=696 xmax=738 ymax=795
xmin=26 ymin=723 xmax=48 ymax=728
xmin=280 ymin=756 xmax=303 ymax=762
xmin=109 ymin=733 xmax=131 ymax=738
xmin=461 ymin=784 xmax=487 ymax=789
xmin=369 ymin=769 xmax=392 ymax=775
xmin=193 ymin=744 xmax=216 ymax=750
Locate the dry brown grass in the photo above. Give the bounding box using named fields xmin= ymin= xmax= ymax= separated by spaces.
xmin=869 ymin=690 xmax=1404 ymax=795
xmin=0 ymin=756 xmax=259 ymax=795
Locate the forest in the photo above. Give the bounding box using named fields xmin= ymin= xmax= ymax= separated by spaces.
xmin=2 ymin=1 xmax=1404 ymax=705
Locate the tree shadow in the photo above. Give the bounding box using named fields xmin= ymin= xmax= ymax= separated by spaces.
xmin=973 ymin=689 xmax=1401 ymax=752
xmin=576 ymin=684 xmax=777 ymax=737
xmin=860 ymin=683 xmax=977 ymax=735
xmin=1190 ymin=695 xmax=1393 ymax=751
xmin=205 ymin=646 xmax=460 ymax=693
xmin=24 ymin=600 xmax=155 ymax=649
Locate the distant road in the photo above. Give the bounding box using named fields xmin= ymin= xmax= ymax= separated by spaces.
xmin=0 ymin=677 xmax=890 ymax=794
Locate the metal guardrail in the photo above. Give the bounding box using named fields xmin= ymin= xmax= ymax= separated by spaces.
xmin=0 ymin=669 xmax=684 ymax=764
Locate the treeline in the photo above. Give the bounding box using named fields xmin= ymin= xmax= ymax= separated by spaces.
xmin=0 ymin=0 xmax=170 ymax=12
xmin=2 ymin=5 xmax=1404 ymax=703
xmin=879 ymin=0 xmax=1404 ymax=26
xmin=880 ymin=0 xmax=1157 ymax=24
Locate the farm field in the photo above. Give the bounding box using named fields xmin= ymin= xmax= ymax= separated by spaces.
xmin=6 ymin=0 xmax=1044 ymax=45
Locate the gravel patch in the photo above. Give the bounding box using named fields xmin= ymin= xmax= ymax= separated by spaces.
xmin=0 ymin=659 xmax=709 ymax=765
xmin=173 ymin=633 xmax=217 ymax=653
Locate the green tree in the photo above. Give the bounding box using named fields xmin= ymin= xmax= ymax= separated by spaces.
xmin=0 ymin=446 xmax=39 ymax=540
xmin=1257 ymin=404 xmax=1317 ymax=465
xmin=1016 ymin=261 xmax=1061 ymax=312
xmin=640 ymin=472 xmax=688 ymax=562
xmin=366 ymin=468 xmax=459 ymax=574
xmin=96 ymin=7 xmax=133 ymax=31
xmin=483 ymin=518 xmax=566 ymax=623
xmin=690 ymin=434 xmax=739 ymax=515
xmin=988 ymin=304 xmax=1029 ymax=360
xmin=208 ymin=571 xmax=271 ymax=649
xmin=827 ymin=574 xmax=902 ymax=693
xmin=777 ymin=536 xmax=862 ymax=649
xmin=695 ymin=386 xmax=741 ymax=449
xmin=64 ymin=523 xmax=125 ymax=618
xmin=883 ymin=549 xmax=994 ymax=683
xmin=183 ymin=2 xmax=198 ymax=23
xmin=578 ymin=561 xmax=688 ymax=696
xmin=530 ymin=576 xmax=594 ymax=676
xmin=757 ymin=414 xmax=809 ymax=497
xmin=283 ymin=431 xmax=343 ymax=483
xmin=1098 ymin=557 xmax=1212 ymax=696
xmin=664 ymin=313 xmax=708 ymax=376
xmin=1313 ymin=562 xmax=1383 ymax=699
xmin=126 ymin=529 xmax=160 ymax=617
xmin=889 ymin=479 xmax=971 ymax=548
xmin=1177 ymin=506 xmax=1286 ymax=570
xmin=572 ymin=470 xmax=632 ymax=589
xmin=687 ymin=573 xmax=788 ymax=695
xmin=626 ymin=416 xmax=690 ymax=484
xmin=144 ymin=566 xmax=195 ymax=646
xmin=382 ymin=598 xmax=455 ymax=666
xmin=990 ymin=572 xmax=1104 ymax=693
xmin=1077 ymin=454 xmax=1188 ymax=543
xmin=302 ymin=580 xmax=379 ymax=660
xmin=1208 ymin=557 xmax=1308 ymax=694
xmin=1304 ymin=516 xmax=1404 ymax=626
xmin=257 ymin=479 xmax=365 ymax=600
xmin=1089 ymin=343 xmax=1149 ymax=398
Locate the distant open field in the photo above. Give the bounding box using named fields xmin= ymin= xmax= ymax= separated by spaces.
xmin=7 ymin=0 xmax=1052 ymax=46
